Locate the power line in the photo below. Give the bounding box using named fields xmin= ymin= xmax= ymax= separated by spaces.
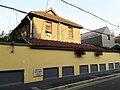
xmin=0 ymin=4 xmax=27 ymax=14
xmin=0 ymin=4 xmax=116 ymax=38
xmin=40 ymin=0 xmax=50 ymax=37
xmin=82 ymin=28 xmax=114 ymax=37
xmin=45 ymin=0 xmax=49 ymax=11
xmin=51 ymin=27 xmax=68 ymax=39
xmin=60 ymin=0 xmax=120 ymax=28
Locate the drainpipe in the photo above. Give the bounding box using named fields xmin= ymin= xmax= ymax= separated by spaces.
xmin=59 ymin=22 xmax=62 ymax=41
xmin=27 ymin=16 xmax=32 ymax=38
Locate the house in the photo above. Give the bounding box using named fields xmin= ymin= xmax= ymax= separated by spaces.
xmin=0 ymin=9 xmax=120 ymax=90
xmin=112 ymin=34 xmax=120 ymax=51
xmin=81 ymin=26 xmax=115 ymax=48
xmin=9 ymin=7 xmax=83 ymax=43
xmin=115 ymin=34 xmax=120 ymax=45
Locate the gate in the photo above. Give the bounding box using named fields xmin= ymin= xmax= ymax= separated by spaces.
xmin=0 ymin=70 xmax=24 ymax=90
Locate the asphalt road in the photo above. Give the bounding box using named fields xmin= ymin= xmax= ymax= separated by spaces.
xmin=78 ymin=76 xmax=120 ymax=90
xmin=46 ymin=73 xmax=120 ymax=90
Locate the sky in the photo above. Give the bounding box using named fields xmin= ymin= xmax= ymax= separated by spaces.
xmin=0 ymin=0 xmax=120 ymax=36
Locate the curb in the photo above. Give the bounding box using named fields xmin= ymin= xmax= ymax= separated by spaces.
xmin=46 ymin=73 xmax=120 ymax=90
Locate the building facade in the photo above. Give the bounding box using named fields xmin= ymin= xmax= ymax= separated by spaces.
xmin=81 ymin=26 xmax=115 ymax=48
xmin=10 ymin=8 xmax=83 ymax=43
xmin=0 ymin=40 xmax=119 ymax=90
xmin=0 ymin=9 xmax=120 ymax=90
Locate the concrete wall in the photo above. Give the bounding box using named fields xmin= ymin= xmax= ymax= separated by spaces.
xmin=0 ymin=44 xmax=120 ymax=84
xmin=32 ymin=17 xmax=81 ymax=43
xmin=102 ymin=28 xmax=115 ymax=48
xmin=81 ymin=36 xmax=102 ymax=46
xmin=81 ymin=27 xmax=115 ymax=48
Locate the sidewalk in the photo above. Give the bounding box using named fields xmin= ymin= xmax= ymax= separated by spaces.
xmin=46 ymin=73 xmax=120 ymax=90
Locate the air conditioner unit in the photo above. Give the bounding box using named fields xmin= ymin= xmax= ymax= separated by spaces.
xmin=94 ymin=51 xmax=103 ymax=56
xmin=74 ymin=50 xmax=86 ymax=57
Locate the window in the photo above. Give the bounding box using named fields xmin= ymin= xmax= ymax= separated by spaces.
xmin=109 ymin=63 xmax=114 ymax=70
xmin=107 ymin=35 xmax=110 ymax=40
xmin=68 ymin=27 xmax=73 ymax=38
xmin=21 ymin=25 xmax=29 ymax=37
xmin=115 ymin=62 xmax=120 ymax=69
xmin=45 ymin=21 xmax=52 ymax=34
xmin=62 ymin=66 xmax=74 ymax=77
xmin=99 ymin=64 xmax=106 ymax=71
xmin=80 ymin=65 xmax=89 ymax=74
xmin=21 ymin=31 xmax=27 ymax=37
xmin=90 ymin=64 xmax=98 ymax=73
xmin=43 ymin=67 xmax=59 ymax=79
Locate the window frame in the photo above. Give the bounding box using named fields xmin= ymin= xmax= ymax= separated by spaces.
xmin=79 ymin=65 xmax=89 ymax=74
xmin=115 ymin=62 xmax=120 ymax=69
xmin=43 ymin=67 xmax=59 ymax=80
xmin=45 ymin=21 xmax=52 ymax=34
xmin=107 ymin=35 xmax=110 ymax=40
xmin=21 ymin=24 xmax=30 ymax=37
xmin=68 ymin=26 xmax=73 ymax=38
xmin=99 ymin=64 xmax=106 ymax=72
xmin=108 ymin=63 xmax=114 ymax=70
xmin=62 ymin=66 xmax=74 ymax=77
xmin=90 ymin=64 xmax=98 ymax=73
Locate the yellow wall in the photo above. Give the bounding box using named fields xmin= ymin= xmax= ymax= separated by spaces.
xmin=0 ymin=45 xmax=120 ymax=83
xmin=33 ymin=17 xmax=81 ymax=43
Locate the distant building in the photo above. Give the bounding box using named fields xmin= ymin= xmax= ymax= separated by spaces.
xmin=112 ymin=45 xmax=120 ymax=51
xmin=114 ymin=34 xmax=120 ymax=50
xmin=115 ymin=34 xmax=120 ymax=45
xmin=81 ymin=26 xmax=115 ymax=48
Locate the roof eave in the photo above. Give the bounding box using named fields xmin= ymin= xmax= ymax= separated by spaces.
xmin=28 ymin=12 xmax=83 ymax=29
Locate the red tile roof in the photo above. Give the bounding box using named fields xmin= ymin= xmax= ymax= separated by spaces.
xmin=26 ymin=38 xmax=105 ymax=51
xmin=29 ymin=11 xmax=83 ymax=29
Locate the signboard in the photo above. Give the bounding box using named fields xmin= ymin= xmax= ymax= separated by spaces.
xmin=33 ymin=68 xmax=43 ymax=77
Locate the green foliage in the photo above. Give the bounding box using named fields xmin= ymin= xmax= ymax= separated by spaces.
xmin=0 ymin=36 xmax=8 ymax=42
xmin=9 ymin=28 xmax=22 ymax=41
